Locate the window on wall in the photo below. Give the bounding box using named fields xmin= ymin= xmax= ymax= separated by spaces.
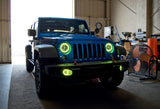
xmin=11 ymin=0 xmax=73 ymax=64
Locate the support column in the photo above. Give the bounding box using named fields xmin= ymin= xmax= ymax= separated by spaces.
xmin=146 ymin=0 xmax=153 ymax=38
xmin=105 ymin=0 xmax=111 ymax=26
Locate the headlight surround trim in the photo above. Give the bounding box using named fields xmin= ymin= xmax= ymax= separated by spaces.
xmin=60 ymin=42 xmax=71 ymax=55
xmin=105 ymin=43 xmax=114 ymax=53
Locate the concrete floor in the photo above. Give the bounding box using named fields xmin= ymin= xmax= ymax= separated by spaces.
xmin=0 ymin=64 xmax=12 ymax=109
xmin=1 ymin=62 xmax=160 ymax=109
xmin=119 ymin=74 xmax=160 ymax=108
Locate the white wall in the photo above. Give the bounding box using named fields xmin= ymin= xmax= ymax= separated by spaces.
xmin=111 ymin=0 xmax=160 ymax=41
xmin=153 ymin=0 xmax=160 ymax=34
xmin=111 ymin=0 xmax=147 ymax=41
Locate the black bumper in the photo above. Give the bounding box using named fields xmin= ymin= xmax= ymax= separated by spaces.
xmin=44 ymin=60 xmax=129 ymax=80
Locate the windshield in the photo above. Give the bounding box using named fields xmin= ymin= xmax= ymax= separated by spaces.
xmin=40 ymin=18 xmax=90 ymax=35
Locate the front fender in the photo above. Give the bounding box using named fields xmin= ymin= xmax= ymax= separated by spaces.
xmin=115 ymin=45 xmax=126 ymax=56
xmin=34 ymin=44 xmax=58 ymax=58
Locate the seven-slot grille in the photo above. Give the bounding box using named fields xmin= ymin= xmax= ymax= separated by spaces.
xmin=73 ymin=43 xmax=106 ymax=59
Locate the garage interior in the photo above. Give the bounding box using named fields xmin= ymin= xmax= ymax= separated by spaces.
xmin=0 ymin=0 xmax=160 ymax=109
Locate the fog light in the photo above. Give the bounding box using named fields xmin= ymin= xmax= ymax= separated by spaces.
xmin=62 ymin=69 xmax=73 ymax=76
xmin=119 ymin=65 xmax=123 ymax=71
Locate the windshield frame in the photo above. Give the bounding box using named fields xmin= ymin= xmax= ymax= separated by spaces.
xmin=38 ymin=18 xmax=90 ymax=35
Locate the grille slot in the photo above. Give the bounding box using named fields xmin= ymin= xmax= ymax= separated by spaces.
xmin=78 ymin=44 xmax=82 ymax=58
xmin=73 ymin=44 xmax=77 ymax=59
xmin=101 ymin=44 xmax=105 ymax=57
xmin=83 ymin=44 xmax=87 ymax=58
xmin=97 ymin=44 xmax=101 ymax=57
xmin=88 ymin=44 xmax=92 ymax=58
xmin=73 ymin=43 xmax=106 ymax=60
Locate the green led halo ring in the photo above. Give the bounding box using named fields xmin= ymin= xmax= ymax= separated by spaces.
xmin=105 ymin=43 xmax=114 ymax=53
xmin=60 ymin=42 xmax=71 ymax=55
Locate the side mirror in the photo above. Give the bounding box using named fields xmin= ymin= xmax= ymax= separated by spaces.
xmin=28 ymin=29 xmax=36 ymax=36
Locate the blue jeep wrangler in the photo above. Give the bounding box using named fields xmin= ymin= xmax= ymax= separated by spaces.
xmin=25 ymin=17 xmax=128 ymax=97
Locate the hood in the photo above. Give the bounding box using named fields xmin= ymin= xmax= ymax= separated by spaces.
xmin=39 ymin=33 xmax=116 ymax=63
xmin=41 ymin=33 xmax=111 ymax=42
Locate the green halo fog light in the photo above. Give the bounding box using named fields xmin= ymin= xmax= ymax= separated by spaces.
xmin=60 ymin=42 xmax=71 ymax=55
xmin=105 ymin=43 xmax=114 ymax=53
xmin=119 ymin=65 xmax=123 ymax=71
xmin=62 ymin=69 xmax=73 ymax=76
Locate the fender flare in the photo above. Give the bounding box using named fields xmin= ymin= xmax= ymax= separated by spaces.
xmin=34 ymin=44 xmax=58 ymax=58
xmin=115 ymin=45 xmax=126 ymax=56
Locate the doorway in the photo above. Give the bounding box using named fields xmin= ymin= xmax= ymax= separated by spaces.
xmin=11 ymin=0 xmax=74 ymax=64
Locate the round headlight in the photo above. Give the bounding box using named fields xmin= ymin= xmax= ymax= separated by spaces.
xmin=60 ymin=42 xmax=71 ymax=55
xmin=105 ymin=43 xmax=114 ymax=53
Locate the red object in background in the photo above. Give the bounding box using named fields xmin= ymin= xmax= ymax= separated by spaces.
xmin=148 ymin=38 xmax=157 ymax=57
xmin=148 ymin=39 xmax=158 ymax=71
xmin=158 ymin=45 xmax=160 ymax=59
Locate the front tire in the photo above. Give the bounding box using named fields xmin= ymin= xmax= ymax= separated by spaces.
xmin=100 ymin=68 xmax=124 ymax=88
xmin=25 ymin=45 xmax=34 ymax=72
xmin=26 ymin=60 xmax=34 ymax=72
xmin=35 ymin=59 xmax=48 ymax=98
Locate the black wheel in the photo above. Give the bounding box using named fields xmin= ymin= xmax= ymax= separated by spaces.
xmin=25 ymin=45 xmax=32 ymax=59
xmin=100 ymin=68 xmax=124 ymax=88
xmin=26 ymin=60 xmax=34 ymax=72
xmin=35 ymin=59 xmax=48 ymax=98
xmin=25 ymin=45 xmax=34 ymax=72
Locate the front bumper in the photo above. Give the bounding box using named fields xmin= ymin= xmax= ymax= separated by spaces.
xmin=45 ymin=60 xmax=129 ymax=80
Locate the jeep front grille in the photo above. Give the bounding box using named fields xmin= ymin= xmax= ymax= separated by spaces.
xmin=73 ymin=43 xmax=106 ymax=59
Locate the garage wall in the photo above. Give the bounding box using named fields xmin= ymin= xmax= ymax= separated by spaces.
xmin=111 ymin=0 xmax=160 ymax=41
xmin=153 ymin=0 xmax=160 ymax=34
xmin=111 ymin=0 xmax=147 ymax=41
xmin=0 ymin=0 xmax=11 ymax=63
xmin=75 ymin=0 xmax=109 ymax=38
